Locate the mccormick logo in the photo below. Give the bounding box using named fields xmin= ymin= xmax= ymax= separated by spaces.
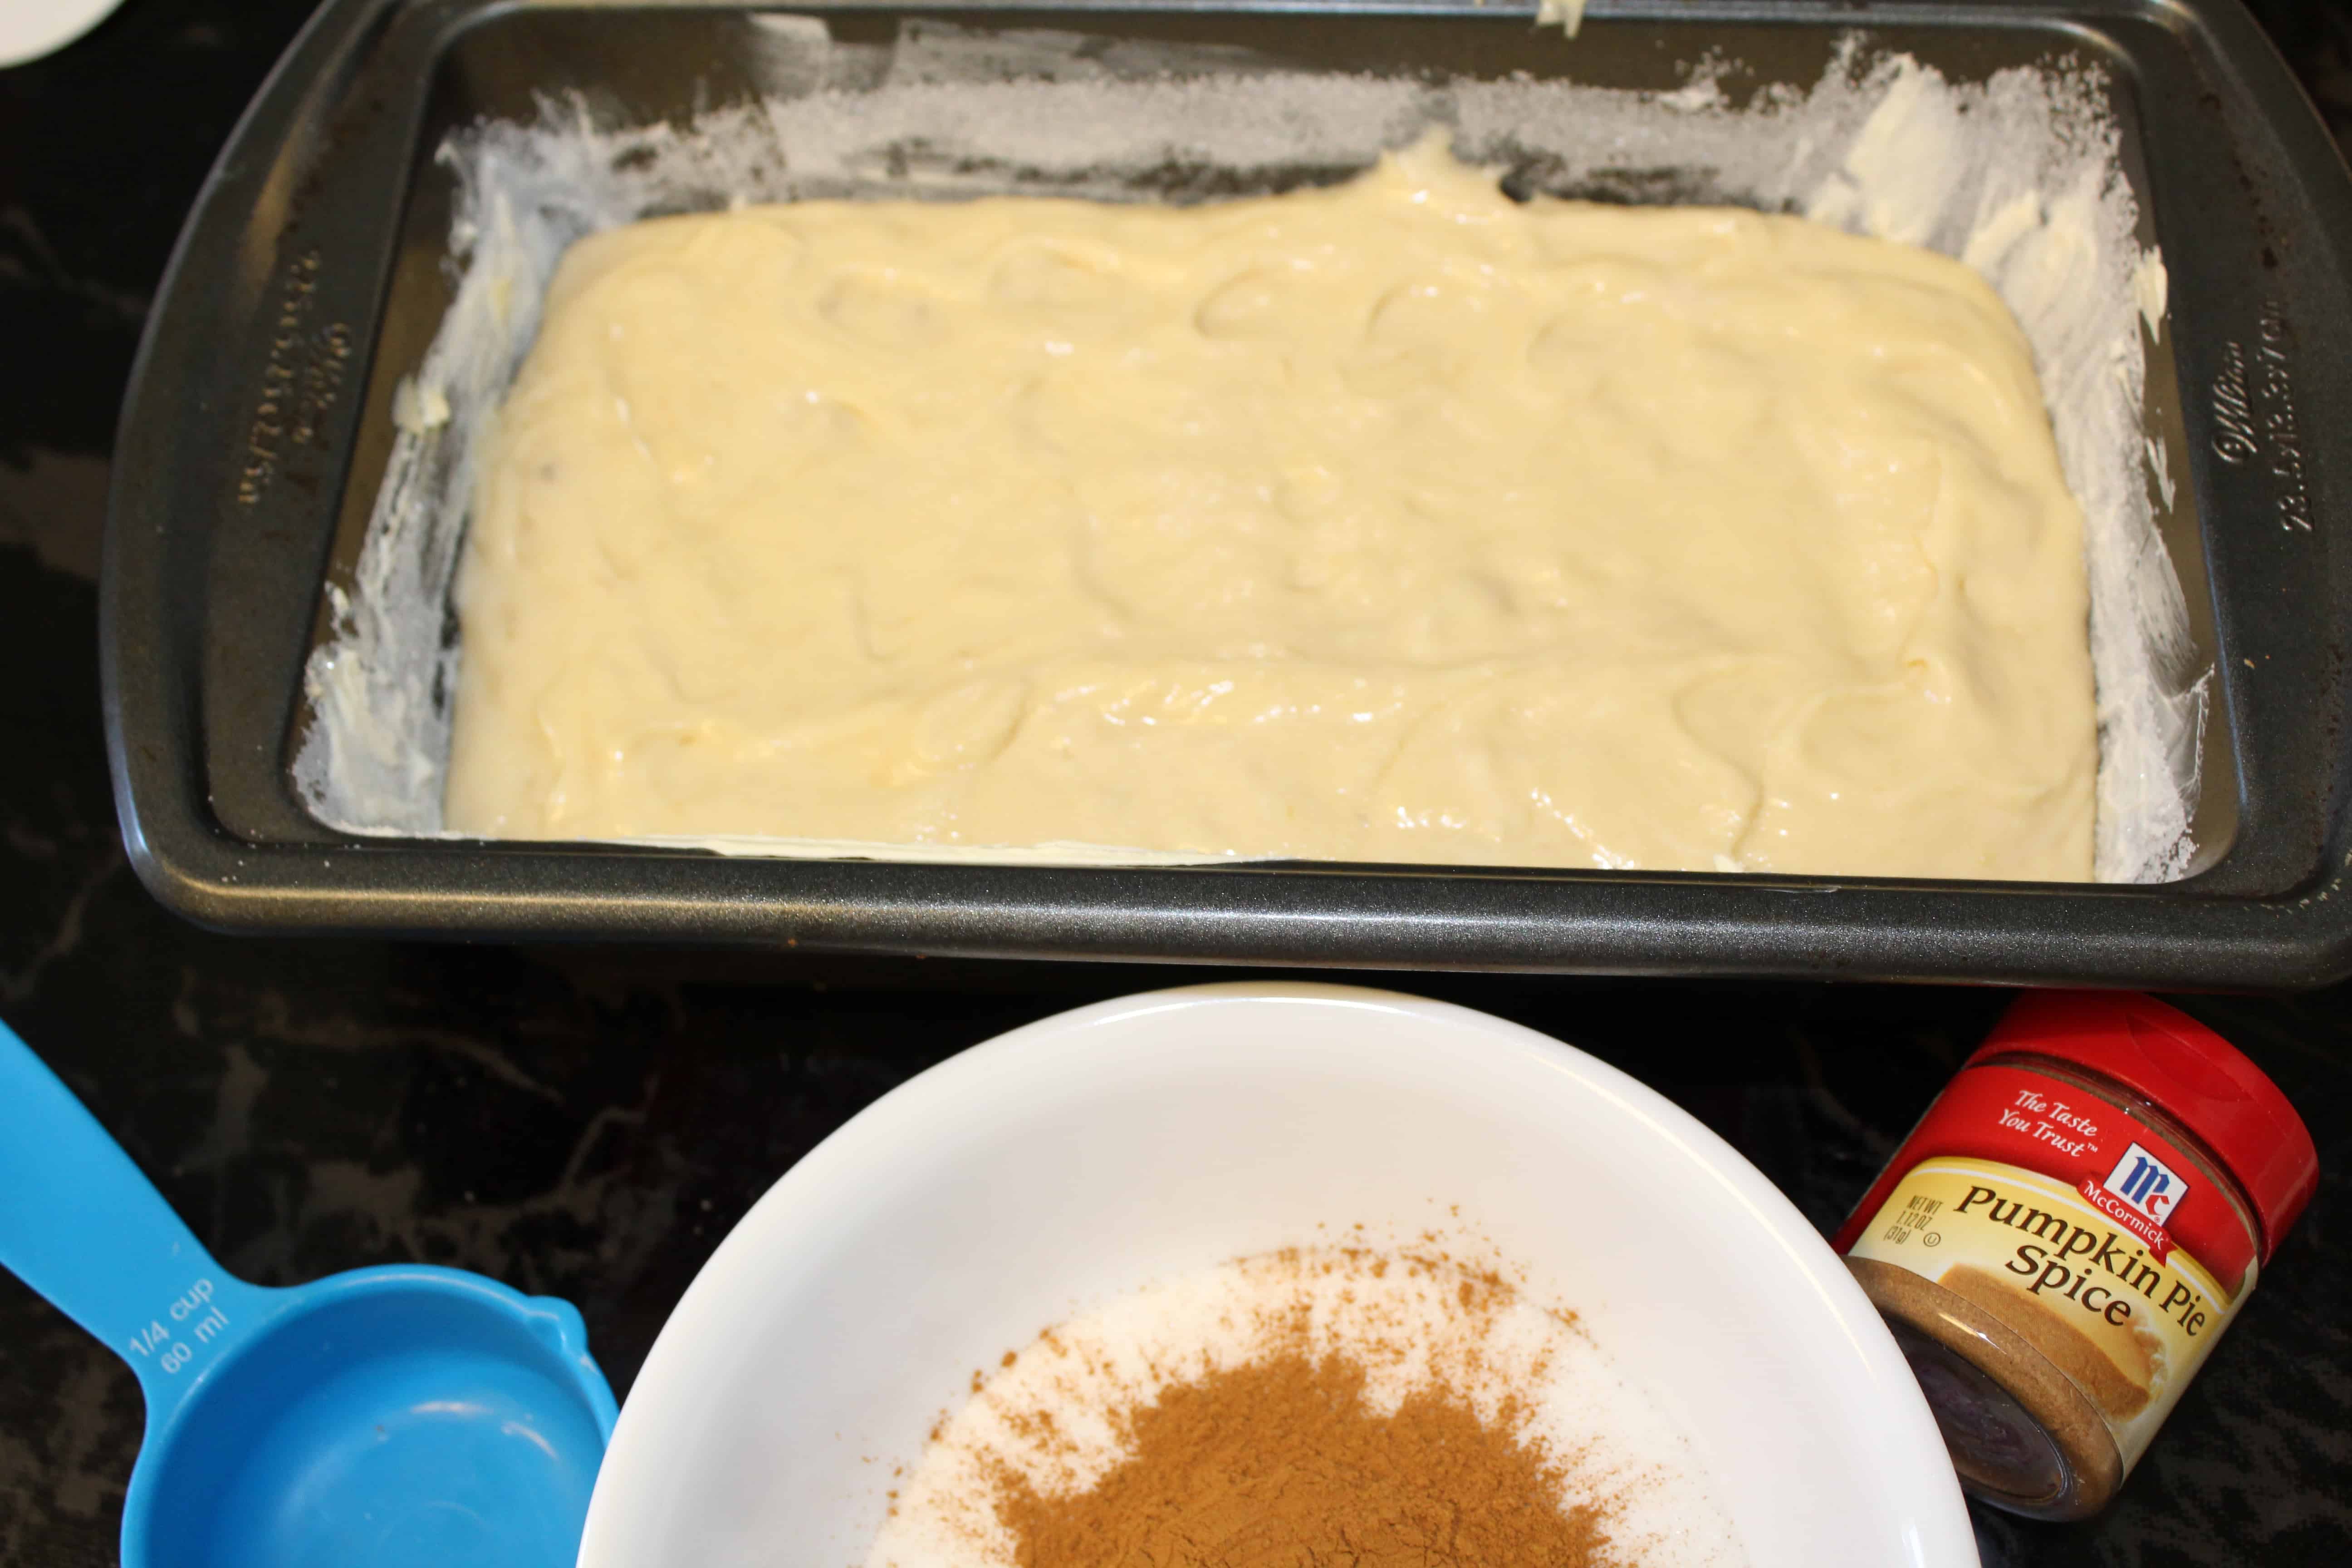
xmin=2080 ymin=1166 xmax=2177 ymax=1262
xmin=2105 ymin=1142 xmax=2189 ymax=1225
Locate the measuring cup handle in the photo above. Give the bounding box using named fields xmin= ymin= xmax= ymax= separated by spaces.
xmin=0 ymin=1019 xmax=265 ymax=1411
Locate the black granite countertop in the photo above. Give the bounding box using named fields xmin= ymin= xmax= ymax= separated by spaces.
xmin=5 ymin=2 xmax=2352 ymax=1563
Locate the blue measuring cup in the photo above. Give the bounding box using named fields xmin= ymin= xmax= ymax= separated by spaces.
xmin=0 ymin=1019 xmax=617 ymax=1568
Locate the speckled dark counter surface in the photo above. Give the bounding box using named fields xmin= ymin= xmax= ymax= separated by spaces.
xmin=5 ymin=2 xmax=2351 ymax=1563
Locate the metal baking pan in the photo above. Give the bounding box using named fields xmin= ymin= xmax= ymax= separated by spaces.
xmin=102 ymin=0 xmax=2352 ymax=985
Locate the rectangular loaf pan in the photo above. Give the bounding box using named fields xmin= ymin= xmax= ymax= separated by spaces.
xmin=103 ymin=0 xmax=2352 ymax=985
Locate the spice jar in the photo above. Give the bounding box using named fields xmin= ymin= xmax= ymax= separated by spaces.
xmin=1836 ymin=991 xmax=2316 ymax=1519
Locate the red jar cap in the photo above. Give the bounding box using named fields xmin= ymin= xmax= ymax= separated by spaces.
xmin=1967 ymin=991 xmax=2318 ymax=1262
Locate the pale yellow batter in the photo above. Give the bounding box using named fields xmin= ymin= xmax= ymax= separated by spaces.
xmin=444 ymin=137 xmax=2095 ymax=878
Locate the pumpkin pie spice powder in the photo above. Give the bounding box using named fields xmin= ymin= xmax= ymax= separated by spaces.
xmin=992 ymin=1347 xmax=1619 ymax=1567
xmin=887 ymin=1247 xmax=1636 ymax=1568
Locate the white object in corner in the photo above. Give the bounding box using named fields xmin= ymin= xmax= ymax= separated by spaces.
xmin=0 ymin=0 xmax=125 ymax=68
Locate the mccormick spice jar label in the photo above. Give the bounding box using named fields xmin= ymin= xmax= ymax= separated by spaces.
xmin=1835 ymin=1063 xmax=2258 ymax=1470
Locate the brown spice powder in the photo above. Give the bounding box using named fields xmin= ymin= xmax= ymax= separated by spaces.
xmin=1848 ymin=1257 xmax=2123 ymax=1517
xmin=1936 ymin=1264 xmax=2156 ymax=1421
xmin=990 ymin=1350 xmax=1622 ymax=1568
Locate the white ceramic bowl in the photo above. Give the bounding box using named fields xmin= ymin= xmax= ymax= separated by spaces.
xmin=578 ymin=985 xmax=1975 ymax=1568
